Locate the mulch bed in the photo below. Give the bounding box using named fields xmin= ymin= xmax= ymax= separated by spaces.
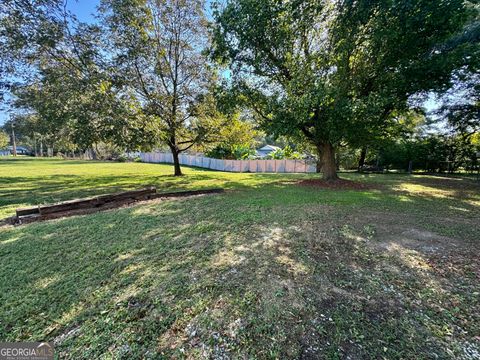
xmin=297 ymin=178 xmax=378 ymax=190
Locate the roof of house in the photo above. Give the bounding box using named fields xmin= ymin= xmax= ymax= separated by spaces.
xmin=257 ymin=145 xmax=281 ymax=152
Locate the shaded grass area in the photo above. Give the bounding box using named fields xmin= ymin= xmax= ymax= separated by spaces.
xmin=0 ymin=157 xmax=479 ymax=359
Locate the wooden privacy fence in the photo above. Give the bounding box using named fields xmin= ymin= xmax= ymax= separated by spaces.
xmin=139 ymin=152 xmax=317 ymax=173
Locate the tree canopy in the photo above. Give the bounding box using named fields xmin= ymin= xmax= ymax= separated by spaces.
xmin=0 ymin=0 xmax=478 ymax=178
xmin=212 ymin=0 xmax=478 ymax=179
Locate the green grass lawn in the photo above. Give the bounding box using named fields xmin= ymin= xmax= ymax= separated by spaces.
xmin=0 ymin=157 xmax=312 ymax=218
xmin=1 ymin=157 xmax=479 ymax=359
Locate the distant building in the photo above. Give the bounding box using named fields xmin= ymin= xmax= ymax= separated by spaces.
xmin=7 ymin=146 xmax=30 ymax=155
xmin=256 ymin=145 xmax=281 ymax=158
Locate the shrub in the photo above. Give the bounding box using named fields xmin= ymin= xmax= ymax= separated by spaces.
xmin=116 ymin=154 xmax=128 ymax=162
xmin=0 ymin=131 xmax=9 ymax=149
xmin=205 ymin=145 xmax=232 ymax=159
xmin=232 ymin=144 xmax=256 ymax=160
xmin=266 ymin=145 xmax=302 ymax=160
xmin=206 ymin=143 xmax=256 ymax=160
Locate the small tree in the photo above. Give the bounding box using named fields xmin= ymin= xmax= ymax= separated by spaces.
xmin=0 ymin=131 xmax=8 ymax=149
xmin=102 ymin=0 xmax=216 ymax=176
xmin=205 ymin=113 xmax=260 ymax=159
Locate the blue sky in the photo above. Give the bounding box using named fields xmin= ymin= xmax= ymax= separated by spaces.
xmin=68 ymin=0 xmax=100 ymax=23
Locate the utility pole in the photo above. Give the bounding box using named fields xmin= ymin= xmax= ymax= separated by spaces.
xmin=11 ymin=122 xmax=17 ymax=157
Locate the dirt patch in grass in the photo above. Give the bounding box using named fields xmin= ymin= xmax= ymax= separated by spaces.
xmin=297 ymin=178 xmax=378 ymax=190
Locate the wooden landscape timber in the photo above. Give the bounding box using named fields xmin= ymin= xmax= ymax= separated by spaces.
xmin=15 ymin=187 xmax=158 ymax=217
xmin=3 ymin=187 xmax=224 ymax=226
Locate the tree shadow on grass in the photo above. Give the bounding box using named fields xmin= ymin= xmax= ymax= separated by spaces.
xmin=0 ymin=181 xmax=478 ymax=358
xmin=345 ymin=173 xmax=480 ymax=201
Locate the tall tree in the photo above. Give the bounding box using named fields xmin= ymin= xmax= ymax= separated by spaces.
xmin=5 ymin=1 xmax=155 ymax=157
xmin=101 ymin=0 xmax=217 ymax=175
xmin=212 ymin=0 xmax=476 ymax=180
xmin=432 ymin=2 xmax=480 ymax=139
xmin=436 ymin=76 xmax=480 ymax=137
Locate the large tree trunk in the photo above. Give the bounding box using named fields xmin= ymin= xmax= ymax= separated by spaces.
xmin=169 ymin=145 xmax=183 ymax=176
xmin=358 ymin=146 xmax=367 ymax=170
xmin=316 ymin=142 xmax=339 ymax=181
xmin=335 ymin=148 xmax=340 ymax=170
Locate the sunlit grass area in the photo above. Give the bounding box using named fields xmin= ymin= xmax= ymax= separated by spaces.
xmin=1 ymin=157 xmax=479 ymax=358
xmin=0 ymin=157 xmax=309 ymax=218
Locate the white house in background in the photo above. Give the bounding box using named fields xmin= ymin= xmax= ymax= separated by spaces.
xmin=256 ymin=145 xmax=281 ymax=158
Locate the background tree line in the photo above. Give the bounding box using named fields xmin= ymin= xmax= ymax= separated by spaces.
xmin=0 ymin=0 xmax=479 ymax=178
